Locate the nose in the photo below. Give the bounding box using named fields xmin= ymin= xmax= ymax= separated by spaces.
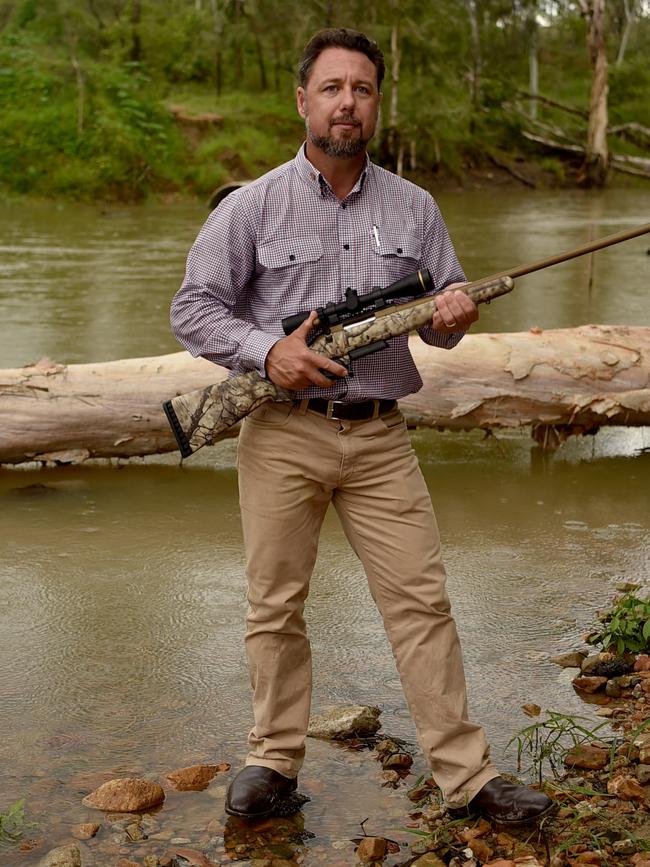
xmin=338 ymin=85 xmax=356 ymax=111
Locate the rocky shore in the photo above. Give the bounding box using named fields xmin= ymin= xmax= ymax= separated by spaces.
xmin=9 ymin=607 xmax=650 ymax=867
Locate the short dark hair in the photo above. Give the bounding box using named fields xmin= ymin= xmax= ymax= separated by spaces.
xmin=298 ymin=28 xmax=385 ymax=90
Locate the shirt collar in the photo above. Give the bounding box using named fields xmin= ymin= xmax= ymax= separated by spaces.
xmin=294 ymin=143 xmax=371 ymax=199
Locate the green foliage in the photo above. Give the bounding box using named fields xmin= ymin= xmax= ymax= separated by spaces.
xmin=0 ymin=0 xmax=648 ymax=200
xmin=586 ymin=594 xmax=650 ymax=656
xmin=507 ymin=710 xmax=610 ymax=785
xmin=0 ymin=36 xmax=187 ymax=199
xmin=0 ymin=799 xmax=25 ymax=842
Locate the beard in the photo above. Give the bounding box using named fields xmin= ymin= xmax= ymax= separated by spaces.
xmin=305 ymin=114 xmax=372 ymax=158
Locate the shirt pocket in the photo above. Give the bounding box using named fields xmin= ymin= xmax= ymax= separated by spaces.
xmin=370 ymin=230 xmax=422 ymax=288
xmin=258 ymin=235 xmax=324 ymax=270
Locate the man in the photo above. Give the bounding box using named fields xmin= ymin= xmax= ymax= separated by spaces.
xmin=171 ymin=28 xmax=553 ymax=825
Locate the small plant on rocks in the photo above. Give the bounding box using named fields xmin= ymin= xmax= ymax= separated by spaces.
xmin=507 ymin=711 xmax=610 ymax=784
xmin=586 ymin=594 xmax=650 ymax=656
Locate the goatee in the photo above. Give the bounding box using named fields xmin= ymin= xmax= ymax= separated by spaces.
xmin=305 ymin=117 xmax=370 ymax=158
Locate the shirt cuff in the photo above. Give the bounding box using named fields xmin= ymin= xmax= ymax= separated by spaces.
xmin=239 ymin=329 xmax=282 ymax=377
xmin=418 ymin=325 xmax=465 ymax=350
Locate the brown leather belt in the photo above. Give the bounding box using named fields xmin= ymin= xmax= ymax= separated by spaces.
xmin=300 ymin=398 xmax=397 ymax=421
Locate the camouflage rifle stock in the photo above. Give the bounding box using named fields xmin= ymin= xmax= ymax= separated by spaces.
xmin=163 ymin=272 xmax=514 ymax=458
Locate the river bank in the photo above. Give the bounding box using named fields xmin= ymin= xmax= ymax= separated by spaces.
xmin=7 ymin=592 xmax=649 ymax=866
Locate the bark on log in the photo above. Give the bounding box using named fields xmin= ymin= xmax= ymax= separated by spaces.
xmin=1 ymin=325 xmax=649 ymax=465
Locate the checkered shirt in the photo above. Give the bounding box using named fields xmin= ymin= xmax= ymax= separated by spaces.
xmin=171 ymin=145 xmax=466 ymax=401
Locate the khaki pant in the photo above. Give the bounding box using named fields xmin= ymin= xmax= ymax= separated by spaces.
xmin=236 ymin=401 xmax=498 ymax=806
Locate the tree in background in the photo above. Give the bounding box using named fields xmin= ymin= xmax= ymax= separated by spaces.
xmin=0 ymin=0 xmax=647 ymax=198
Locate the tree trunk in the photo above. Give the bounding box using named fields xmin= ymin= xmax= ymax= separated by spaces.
xmin=465 ymin=0 xmax=482 ymax=114
xmin=129 ymin=0 xmax=141 ymax=64
xmin=615 ymin=0 xmax=635 ymax=67
xmin=1 ymin=325 xmax=648 ymax=465
xmin=579 ymin=0 xmax=609 ymax=186
xmin=527 ymin=3 xmax=539 ymax=121
xmin=389 ymin=22 xmax=399 ymax=130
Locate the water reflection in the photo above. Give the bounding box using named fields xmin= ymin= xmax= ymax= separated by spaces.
xmin=0 ymin=190 xmax=648 ymax=368
xmin=0 ymin=193 xmax=648 ymax=863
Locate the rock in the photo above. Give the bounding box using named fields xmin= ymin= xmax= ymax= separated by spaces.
xmin=606 ymin=775 xmax=646 ymax=800
xmin=634 ymin=655 xmax=650 ymax=671
xmin=82 ymin=777 xmax=165 ymax=812
xmin=165 ymin=762 xmax=230 ymax=791
xmin=356 ymin=836 xmax=387 ymax=862
xmin=513 ymin=857 xmax=545 ymax=867
xmin=382 ymin=752 xmax=413 ymax=771
xmin=605 ymin=681 xmax=622 ymax=697
xmin=468 ymin=839 xmax=493 ymax=861
xmin=125 ymin=822 xmax=147 ymax=841
xmin=116 ymin=861 xmax=140 ymax=867
xmin=550 ymin=652 xmax=587 ymax=668
xmin=636 ymin=764 xmax=650 ymax=784
xmin=307 ymin=705 xmax=381 ymax=740
xmin=408 ymin=783 xmax=434 ymax=802
xmin=375 ymin=738 xmax=401 ymax=756
xmin=485 ymin=862 xmax=516 ymax=867
xmin=591 ymin=657 xmax=634 ymax=678
xmin=594 ymin=708 xmax=614 ymax=717
xmin=569 ymin=854 xmax=603 ymax=866
xmin=521 ymin=703 xmax=542 ymax=717
xmin=612 ymin=674 xmax=641 ymax=689
xmin=458 ymin=819 xmax=492 ymax=841
xmin=71 ymin=822 xmax=100 ymax=839
xmin=413 ymin=855 xmax=447 ymax=867
xmin=612 ymin=840 xmax=636 ymax=855
xmin=38 ymin=844 xmax=81 ymax=867
xmin=170 ymin=848 xmax=215 ymax=866
xmin=634 ymin=733 xmax=650 ymax=763
xmin=564 ymin=744 xmax=609 ymax=770
xmin=572 ymin=676 xmax=607 ymax=693
xmin=581 ymin=654 xmax=604 ymax=675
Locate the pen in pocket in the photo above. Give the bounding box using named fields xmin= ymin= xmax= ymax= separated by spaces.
xmin=372 ymin=225 xmax=381 ymax=249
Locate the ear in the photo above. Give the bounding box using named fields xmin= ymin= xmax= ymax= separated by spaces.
xmin=296 ymin=87 xmax=306 ymax=119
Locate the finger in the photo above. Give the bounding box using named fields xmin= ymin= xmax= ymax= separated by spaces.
xmin=434 ymin=292 xmax=460 ymax=327
xmin=307 ymin=352 xmax=347 ymax=379
xmin=292 ymin=310 xmax=318 ymax=341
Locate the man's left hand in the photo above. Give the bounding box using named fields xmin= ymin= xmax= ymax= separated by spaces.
xmin=431 ymin=283 xmax=478 ymax=334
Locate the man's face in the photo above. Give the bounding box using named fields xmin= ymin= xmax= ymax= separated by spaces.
xmin=297 ymin=47 xmax=381 ymax=159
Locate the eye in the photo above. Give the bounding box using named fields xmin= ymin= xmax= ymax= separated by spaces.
xmin=324 ymin=84 xmax=338 ymax=93
xmin=355 ymin=85 xmax=371 ymax=95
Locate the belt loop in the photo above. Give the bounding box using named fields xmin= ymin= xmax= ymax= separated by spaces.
xmin=297 ymin=399 xmax=309 ymax=415
xmin=371 ymin=399 xmax=380 ymax=420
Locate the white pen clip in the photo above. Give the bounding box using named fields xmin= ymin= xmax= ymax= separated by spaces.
xmin=372 ymin=224 xmax=381 ymax=249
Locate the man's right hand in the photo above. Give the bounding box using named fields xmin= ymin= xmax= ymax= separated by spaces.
xmin=265 ymin=311 xmax=348 ymax=390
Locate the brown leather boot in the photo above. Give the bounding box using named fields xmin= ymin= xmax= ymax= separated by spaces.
xmin=225 ymin=766 xmax=298 ymax=819
xmin=449 ymin=777 xmax=555 ymax=825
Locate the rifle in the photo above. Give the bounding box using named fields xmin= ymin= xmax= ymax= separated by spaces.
xmin=163 ymin=222 xmax=650 ymax=458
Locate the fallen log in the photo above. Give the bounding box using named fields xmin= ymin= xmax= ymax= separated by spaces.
xmin=1 ymin=324 xmax=649 ymax=465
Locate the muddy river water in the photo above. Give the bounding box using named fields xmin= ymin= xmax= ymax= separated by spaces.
xmin=0 ymin=188 xmax=648 ymax=863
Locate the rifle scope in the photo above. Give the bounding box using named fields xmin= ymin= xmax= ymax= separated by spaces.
xmin=282 ymin=269 xmax=434 ymax=335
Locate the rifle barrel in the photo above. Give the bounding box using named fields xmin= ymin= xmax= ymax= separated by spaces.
xmin=464 ymin=222 xmax=650 ymax=289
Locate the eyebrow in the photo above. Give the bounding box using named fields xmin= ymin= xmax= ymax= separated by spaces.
xmin=319 ymin=76 xmax=375 ymax=88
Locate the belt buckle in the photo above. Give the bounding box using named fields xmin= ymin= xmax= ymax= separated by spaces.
xmin=326 ymin=401 xmax=344 ymax=420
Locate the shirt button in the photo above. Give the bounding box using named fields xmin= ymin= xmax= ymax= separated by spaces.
xmin=397 ymin=247 xmax=403 ymax=254
xmin=289 ymin=254 xmax=296 ymax=261
xmin=341 ymin=203 xmax=346 ymax=209
xmin=343 ymin=244 xmax=349 ymax=250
